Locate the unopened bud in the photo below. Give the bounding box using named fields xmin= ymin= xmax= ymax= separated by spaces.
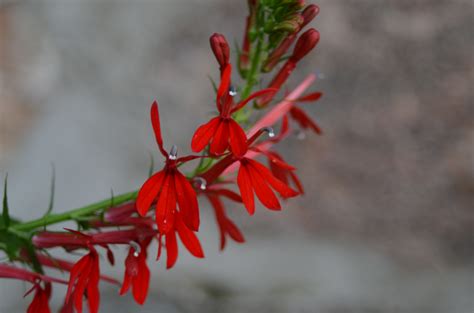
xmin=262 ymin=33 xmax=297 ymax=72
xmin=301 ymin=4 xmax=319 ymax=28
xmin=290 ymin=28 xmax=319 ymax=63
xmin=210 ymin=33 xmax=230 ymax=69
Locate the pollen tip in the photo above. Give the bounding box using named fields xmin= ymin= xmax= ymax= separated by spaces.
xmin=261 ymin=126 xmax=275 ymax=138
xmin=228 ymin=85 xmax=237 ymax=97
xmin=129 ymin=241 xmax=141 ymax=257
xmin=169 ymin=145 xmax=178 ymax=160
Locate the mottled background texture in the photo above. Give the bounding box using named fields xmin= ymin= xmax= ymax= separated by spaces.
xmin=0 ymin=0 xmax=472 ymax=312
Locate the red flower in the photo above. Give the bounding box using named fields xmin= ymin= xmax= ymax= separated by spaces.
xmin=191 ymin=64 xmax=276 ymax=156
xmin=205 ymin=187 xmax=245 ymax=250
xmin=65 ymin=248 xmax=100 ymax=313
xmin=157 ymin=211 xmax=204 ymax=269
xmin=237 ymin=158 xmax=299 ymax=215
xmin=120 ymin=239 xmax=151 ymax=305
xmin=27 ymin=284 xmax=51 ymax=313
xmin=137 ymin=101 xmax=200 ymax=234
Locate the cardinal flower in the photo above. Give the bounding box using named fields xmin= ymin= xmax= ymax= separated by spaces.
xmin=191 ymin=64 xmax=276 ymax=156
xmin=27 ymin=284 xmax=51 ymax=313
xmin=65 ymin=247 xmax=100 ymax=313
xmin=157 ymin=211 xmax=204 ymax=269
xmin=0 ymin=264 xmax=65 ymax=313
xmin=204 ymin=187 xmax=245 ymax=250
xmin=120 ymin=239 xmax=151 ymax=305
xmin=137 ymin=101 xmax=200 ymax=234
xmin=237 ymin=157 xmax=299 ymax=215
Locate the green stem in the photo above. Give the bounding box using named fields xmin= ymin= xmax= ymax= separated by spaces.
xmin=241 ymin=35 xmax=263 ymax=100
xmin=12 ymin=190 xmax=138 ymax=232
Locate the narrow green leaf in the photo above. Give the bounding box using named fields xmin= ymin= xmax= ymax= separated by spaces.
xmin=44 ymin=164 xmax=56 ymax=217
xmin=2 ymin=174 xmax=10 ymax=229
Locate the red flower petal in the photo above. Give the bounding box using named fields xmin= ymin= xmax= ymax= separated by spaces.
xmin=247 ymin=164 xmax=281 ymax=210
xmin=136 ymin=170 xmax=165 ymax=217
xmin=289 ymin=171 xmax=305 ymax=194
xmin=191 ymin=117 xmax=220 ymax=153
xmin=216 ymin=64 xmax=232 ymax=111
xmin=294 ymin=91 xmax=322 ymax=102
xmin=165 ymin=231 xmax=178 ymax=269
xmin=119 ymin=270 xmax=131 ymax=295
xmin=225 ymin=219 xmax=245 ymax=244
xmin=150 ymin=101 xmax=168 ymax=157
xmin=210 ymin=119 xmax=230 ymax=155
xmin=176 ymin=214 xmax=204 ymax=258
xmin=86 ymin=256 xmax=100 ymax=313
xmin=237 ymin=163 xmax=255 ymax=215
xmin=290 ymin=106 xmax=322 ymax=134
xmin=228 ymin=119 xmax=248 ymax=156
xmin=155 ymin=174 xmax=176 ymax=234
xmin=174 ymin=172 xmax=200 ymax=231
xmin=66 ymin=254 xmax=89 ymax=303
xmin=249 ymin=159 xmax=299 ymax=198
xmin=133 ymin=256 xmax=150 ymax=305
xmin=213 ymin=188 xmax=242 ymax=202
xmin=74 ymin=256 xmax=93 ymax=313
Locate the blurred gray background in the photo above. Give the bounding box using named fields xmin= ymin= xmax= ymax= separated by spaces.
xmin=0 ymin=0 xmax=473 ymax=312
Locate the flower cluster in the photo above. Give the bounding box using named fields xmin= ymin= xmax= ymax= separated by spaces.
xmin=0 ymin=1 xmax=323 ymax=312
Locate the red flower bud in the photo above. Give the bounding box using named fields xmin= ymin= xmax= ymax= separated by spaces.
xmin=256 ymin=61 xmax=296 ymax=108
xmin=301 ymin=4 xmax=320 ymax=28
xmin=290 ymin=28 xmax=319 ymax=63
xmin=210 ymin=33 xmax=230 ymax=69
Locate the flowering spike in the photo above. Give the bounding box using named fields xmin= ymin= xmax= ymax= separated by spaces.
xmin=210 ymin=33 xmax=230 ymax=71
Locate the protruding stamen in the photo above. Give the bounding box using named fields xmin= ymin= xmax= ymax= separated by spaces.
xmin=262 ymin=126 xmax=275 ymax=138
xmin=247 ymin=126 xmax=276 ymax=146
xmin=129 ymin=241 xmax=141 ymax=257
xmin=169 ymin=145 xmax=178 ymax=160
xmin=193 ymin=177 xmax=207 ymax=190
xmin=228 ymin=85 xmax=237 ymax=97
